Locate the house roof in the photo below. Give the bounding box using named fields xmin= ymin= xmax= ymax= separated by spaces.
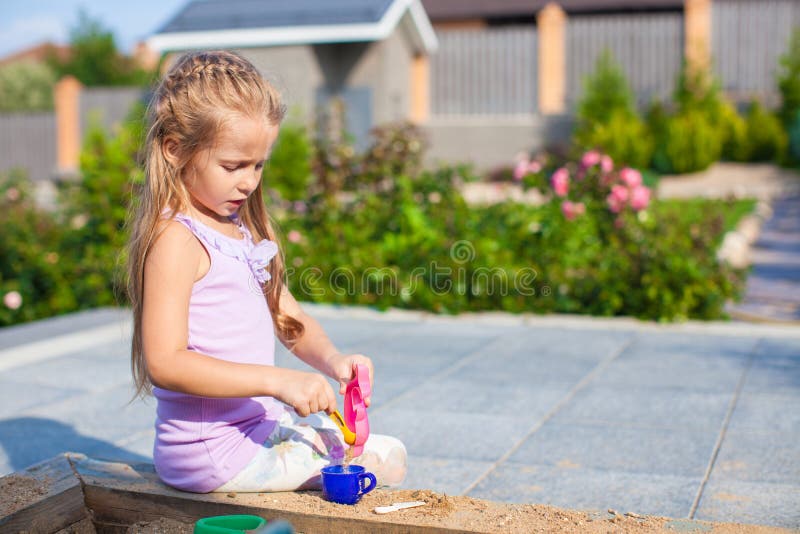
xmin=0 ymin=42 xmax=70 ymax=67
xmin=148 ymin=0 xmax=437 ymax=54
xmin=421 ymin=0 xmax=684 ymax=20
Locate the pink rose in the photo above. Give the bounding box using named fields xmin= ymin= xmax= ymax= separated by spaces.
xmin=513 ymin=159 xmax=529 ymax=181
xmin=561 ymin=201 xmax=585 ymax=221
xmin=3 ymin=291 xmax=22 ymax=310
xmin=600 ymin=155 xmax=613 ymax=173
xmin=607 ymin=193 xmax=624 ymax=214
xmin=288 ymin=230 xmax=302 ymax=243
xmin=581 ymin=150 xmax=601 ymax=168
xmin=620 ymin=167 xmax=642 ymax=188
xmin=610 ymin=184 xmax=629 ymax=203
xmin=528 ymin=161 xmax=542 ymax=174
xmin=5 ymin=187 xmax=20 ymax=202
xmin=551 ymin=167 xmax=569 ymax=197
xmin=630 ymin=185 xmax=651 ymax=211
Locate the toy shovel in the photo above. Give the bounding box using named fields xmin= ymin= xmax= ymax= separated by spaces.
xmin=328 ymin=363 xmax=370 ymax=457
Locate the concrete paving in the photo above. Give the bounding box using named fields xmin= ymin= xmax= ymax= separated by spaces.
xmin=0 ymin=305 xmax=799 ymax=529
xmin=728 ymin=194 xmax=800 ymax=323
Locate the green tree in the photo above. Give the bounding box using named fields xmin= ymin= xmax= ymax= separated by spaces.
xmin=573 ymin=50 xmax=653 ymax=168
xmin=48 ymin=10 xmax=155 ymax=86
xmin=0 ymin=61 xmax=56 ymax=111
xmin=778 ymin=27 xmax=800 ymax=128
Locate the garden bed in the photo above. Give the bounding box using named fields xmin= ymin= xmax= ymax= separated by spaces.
xmin=0 ymin=453 xmax=792 ymax=533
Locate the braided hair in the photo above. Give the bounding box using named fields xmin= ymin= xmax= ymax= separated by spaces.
xmin=127 ymin=50 xmax=303 ymax=398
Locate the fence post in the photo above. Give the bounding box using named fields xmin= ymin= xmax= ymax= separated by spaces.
xmin=537 ymin=2 xmax=567 ymax=114
xmin=685 ymin=0 xmax=712 ymax=72
xmin=410 ymin=54 xmax=430 ymax=124
xmin=54 ymin=75 xmax=82 ymax=178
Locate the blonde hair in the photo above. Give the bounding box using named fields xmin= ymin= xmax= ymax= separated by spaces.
xmin=127 ymin=50 xmax=303 ymax=398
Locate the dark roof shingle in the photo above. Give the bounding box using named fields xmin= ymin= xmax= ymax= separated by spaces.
xmin=159 ymin=0 xmax=396 ymax=33
xmin=421 ymin=0 xmax=684 ymax=20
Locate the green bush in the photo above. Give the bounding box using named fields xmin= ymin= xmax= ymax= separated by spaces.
xmin=576 ymin=109 xmax=654 ymax=169
xmin=573 ymin=50 xmax=653 ymax=167
xmin=788 ymin=110 xmax=800 ymax=162
xmin=0 ymin=108 xmax=751 ymax=325
xmin=0 ymin=61 xmax=56 ymax=112
xmin=745 ymin=100 xmax=788 ymax=162
xmin=653 ymin=111 xmax=721 ymax=174
xmin=650 ymin=62 xmax=738 ymax=173
xmin=57 ymin=104 xmax=144 ymax=308
xmin=717 ymin=100 xmax=750 ymax=162
xmin=265 ymin=119 xmax=312 ymax=201
xmin=0 ymin=170 xmax=76 ymax=326
xmin=778 ymin=27 xmax=800 ymax=129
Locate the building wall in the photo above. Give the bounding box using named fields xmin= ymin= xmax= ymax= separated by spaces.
xmin=0 ymin=113 xmax=57 ymax=181
xmin=423 ymin=114 xmax=573 ymax=171
xmin=566 ymin=11 xmax=684 ymax=109
xmin=712 ymin=0 xmax=800 ymax=106
xmin=235 ymin=45 xmax=324 ymax=120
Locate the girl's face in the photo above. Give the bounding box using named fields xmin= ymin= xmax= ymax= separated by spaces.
xmin=184 ymin=114 xmax=279 ymax=226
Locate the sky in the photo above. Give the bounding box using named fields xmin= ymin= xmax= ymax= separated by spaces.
xmin=0 ymin=0 xmax=189 ymax=58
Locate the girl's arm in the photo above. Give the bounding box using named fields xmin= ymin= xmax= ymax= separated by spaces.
xmin=277 ymin=287 xmax=374 ymax=405
xmin=141 ymin=221 xmax=336 ymax=416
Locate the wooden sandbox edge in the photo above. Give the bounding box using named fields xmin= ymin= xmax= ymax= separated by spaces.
xmin=0 ymin=453 xmax=92 ymax=533
xmin=70 ymin=454 xmax=477 ymax=534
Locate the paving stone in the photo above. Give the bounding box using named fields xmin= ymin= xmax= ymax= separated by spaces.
xmin=394 ymin=376 xmax=571 ymax=417
xmin=115 ymin=428 xmax=156 ymax=459
xmin=400 ymin=455 xmax=494 ymax=496
xmin=369 ymin=407 xmax=535 ymax=463
xmin=709 ymin=429 xmax=800 ymax=484
xmin=624 ymin=333 xmax=758 ymax=359
xmin=22 ymin=384 xmax=155 ymax=445
xmin=447 ymin=335 xmax=616 ymax=387
xmin=554 ymin=385 xmax=731 ymax=431
xmin=0 ymin=307 xmax=129 ymax=350
xmin=0 ymin=415 xmax=151 ymax=475
xmin=312 ymin=317 xmax=412 ymax=347
xmin=727 ymin=392 xmax=800 ymax=434
xmin=598 ymin=352 xmax=747 ymax=392
xmin=506 ymin=422 xmax=718 ymax=478
xmin=1 ymin=349 xmax=130 ymax=393
xmin=694 ymin=479 xmax=800 ymax=529
xmin=468 ymin=461 xmax=699 ymax=520
xmin=742 ymin=354 xmax=800 ymax=396
xmin=0 ymin=379 xmax=83 ymax=419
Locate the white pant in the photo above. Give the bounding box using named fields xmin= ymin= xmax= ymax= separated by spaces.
xmin=214 ymin=409 xmax=407 ymax=492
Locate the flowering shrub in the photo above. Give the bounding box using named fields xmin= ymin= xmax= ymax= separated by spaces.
xmin=517 ymin=149 xmax=652 ymax=225
xmin=0 ymin=110 xmax=751 ymax=326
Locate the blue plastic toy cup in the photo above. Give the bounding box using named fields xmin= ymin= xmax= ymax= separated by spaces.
xmin=320 ymin=464 xmax=377 ymax=505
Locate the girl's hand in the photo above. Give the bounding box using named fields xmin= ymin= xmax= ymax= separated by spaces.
xmin=274 ymin=368 xmax=337 ymax=417
xmin=327 ymin=353 xmax=374 ymax=407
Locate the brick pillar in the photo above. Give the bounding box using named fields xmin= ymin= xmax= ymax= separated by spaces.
xmin=54 ymin=75 xmax=82 ymax=177
xmin=537 ymin=2 xmax=567 ymax=114
xmin=134 ymin=41 xmax=159 ymax=71
xmin=410 ymin=54 xmax=430 ymax=124
xmin=685 ymin=0 xmax=712 ymax=72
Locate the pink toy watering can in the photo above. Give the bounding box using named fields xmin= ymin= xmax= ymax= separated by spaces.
xmin=328 ymin=363 xmax=370 ymax=457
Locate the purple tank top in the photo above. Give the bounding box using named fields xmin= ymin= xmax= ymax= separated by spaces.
xmin=152 ymin=212 xmax=283 ymax=492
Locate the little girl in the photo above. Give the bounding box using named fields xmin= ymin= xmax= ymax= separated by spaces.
xmin=125 ymin=50 xmax=406 ymax=493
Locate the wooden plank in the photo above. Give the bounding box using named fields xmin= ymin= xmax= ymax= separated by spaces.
xmin=0 ymin=453 xmax=90 ymax=534
xmin=71 ymin=456 xmax=498 ymax=534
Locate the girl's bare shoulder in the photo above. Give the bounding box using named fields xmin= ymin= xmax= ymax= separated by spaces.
xmin=147 ymin=219 xmax=204 ymax=270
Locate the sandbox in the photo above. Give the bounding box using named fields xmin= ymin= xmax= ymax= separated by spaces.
xmin=0 ymin=453 xmax=791 ymax=533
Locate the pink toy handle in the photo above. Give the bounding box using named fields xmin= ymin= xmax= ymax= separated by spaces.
xmin=344 ymin=363 xmax=371 ymax=456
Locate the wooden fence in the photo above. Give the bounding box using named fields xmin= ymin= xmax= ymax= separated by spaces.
xmin=712 ymin=0 xmax=800 ymax=105
xmin=0 ymin=113 xmax=56 ymax=181
xmin=566 ymin=12 xmax=685 ymax=109
xmin=431 ymin=26 xmax=538 ymax=116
